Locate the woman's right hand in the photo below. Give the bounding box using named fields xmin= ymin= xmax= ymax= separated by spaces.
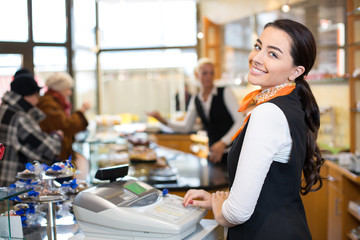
xmin=147 ymin=111 xmax=167 ymax=125
xmin=182 ymin=189 xmax=212 ymax=209
xmin=80 ymin=101 xmax=91 ymax=113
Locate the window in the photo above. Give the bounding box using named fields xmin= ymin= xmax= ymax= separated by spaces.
xmin=0 ymin=54 xmax=23 ymax=104
xmin=0 ymin=0 xmax=199 ymax=118
xmin=99 ymin=49 xmax=197 ymax=121
xmin=32 ymin=0 xmax=67 ymax=43
xmin=33 ymin=46 xmax=68 ymax=91
xmin=96 ymin=0 xmax=198 ymax=119
xmin=98 ymin=0 xmax=197 ymax=48
xmin=0 ymin=0 xmax=28 ymax=42
xmin=73 ymin=0 xmax=96 ymax=48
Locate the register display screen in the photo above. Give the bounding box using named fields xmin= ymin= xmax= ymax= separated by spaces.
xmin=124 ymin=182 xmax=147 ymax=195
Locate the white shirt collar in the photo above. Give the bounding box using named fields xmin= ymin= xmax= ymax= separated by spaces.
xmin=198 ymin=86 xmax=217 ymax=101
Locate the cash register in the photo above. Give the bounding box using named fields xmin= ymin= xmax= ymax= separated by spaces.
xmin=72 ymin=164 xmax=208 ymax=239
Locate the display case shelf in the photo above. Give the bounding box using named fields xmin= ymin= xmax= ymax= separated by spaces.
xmin=349 ymin=207 xmax=360 ymax=221
xmin=348 ymin=232 xmax=359 ymax=240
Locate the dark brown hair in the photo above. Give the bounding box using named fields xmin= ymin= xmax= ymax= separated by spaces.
xmin=265 ymin=19 xmax=325 ymax=195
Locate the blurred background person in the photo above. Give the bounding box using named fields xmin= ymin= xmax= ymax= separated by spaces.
xmin=148 ymin=58 xmax=243 ymax=166
xmin=0 ymin=71 xmax=63 ymax=187
xmin=37 ymin=72 xmax=90 ymax=180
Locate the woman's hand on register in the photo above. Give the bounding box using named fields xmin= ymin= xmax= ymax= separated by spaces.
xmin=182 ymin=189 xmax=212 ymax=209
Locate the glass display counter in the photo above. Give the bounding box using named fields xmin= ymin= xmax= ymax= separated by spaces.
xmin=2 ymin=171 xmax=77 ymax=240
xmin=74 ymin=138 xmax=229 ymax=191
xmin=0 ymin=187 xmax=31 ymax=239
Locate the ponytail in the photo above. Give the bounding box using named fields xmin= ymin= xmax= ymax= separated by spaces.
xmin=296 ymin=77 xmax=325 ymax=195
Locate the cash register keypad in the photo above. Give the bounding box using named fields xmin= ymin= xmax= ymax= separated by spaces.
xmin=147 ymin=195 xmax=197 ymax=222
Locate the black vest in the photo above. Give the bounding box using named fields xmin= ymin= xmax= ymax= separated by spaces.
xmin=195 ymin=87 xmax=234 ymax=147
xmin=227 ymin=88 xmax=312 ymax=240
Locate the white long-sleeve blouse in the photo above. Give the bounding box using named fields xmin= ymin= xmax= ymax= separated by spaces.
xmin=222 ymin=102 xmax=293 ymax=224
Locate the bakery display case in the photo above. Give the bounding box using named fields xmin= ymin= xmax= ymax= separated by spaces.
xmin=74 ymin=133 xmax=228 ymax=191
xmin=0 ymin=160 xmax=89 ymax=240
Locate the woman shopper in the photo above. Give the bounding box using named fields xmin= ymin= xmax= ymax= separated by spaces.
xmin=37 ymin=72 xmax=90 ymax=180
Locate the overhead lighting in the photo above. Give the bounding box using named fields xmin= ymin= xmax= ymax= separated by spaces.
xmin=281 ymin=4 xmax=290 ymax=13
xmin=197 ymin=32 xmax=204 ymax=39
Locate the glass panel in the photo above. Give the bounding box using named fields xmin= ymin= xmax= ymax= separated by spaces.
xmin=307 ymin=48 xmax=345 ymax=80
xmin=73 ymin=0 xmax=96 ymax=48
xmin=0 ymin=0 xmax=28 ymax=42
xmin=222 ymin=50 xmax=250 ymax=85
xmin=99 ymin=49 xmax=197 ymax=121
xmin=0 ymin=54 xmax=23 ymax=104
xmin=256 ymin=8 xmax=305 ymax=35
xmin=98 ymin=0 xmax=197 ymax=48
xmin=224 ymin=17 xmax=253 ymax=49
xmin=74 ymin=50 xmax=97 ymax=118
xmin=32 ymin=0 xmax=66 ymax=43
xmin=33 ymin=46 xmax=67 ymax=92
xmin=256 ymin=11 xmax=279 ymax=35
xmin=318 ymin=6 xmax=345 ymax=47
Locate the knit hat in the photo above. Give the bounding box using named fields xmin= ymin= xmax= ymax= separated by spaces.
xmin=46 ymin=72 xmax=74 ymax=92
xmin=14 ymin=68 xmax=31 ymax=78
xmin=11 ymin=73 xmax=42 ymax=96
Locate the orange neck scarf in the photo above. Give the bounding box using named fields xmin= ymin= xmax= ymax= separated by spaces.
xmin=231 ymin=83 xmax=296 ymax=141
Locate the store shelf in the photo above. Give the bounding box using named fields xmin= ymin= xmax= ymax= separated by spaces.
xmin=349 ymin=207 xmax=360 ymax=221
xmin=348 ymin=232 xmax=359 ymax=240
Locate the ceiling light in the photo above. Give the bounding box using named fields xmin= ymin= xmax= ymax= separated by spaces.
xmin=281 ymin=4 xmax=290 ymax=13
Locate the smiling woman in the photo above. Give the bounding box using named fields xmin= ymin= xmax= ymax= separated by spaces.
xmin=182 ymin=19 xmax=325 ymax=240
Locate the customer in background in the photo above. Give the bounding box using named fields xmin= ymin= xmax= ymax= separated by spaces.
xmin=148 ymin=58 xmax=243 ymax=166
xmin=183 ymin=19 xmax=325 ymax=239
xmin=0 ymin=71 xmax=63 ymax=186
xmin=37 ymin=72 xmax=90 ymax=180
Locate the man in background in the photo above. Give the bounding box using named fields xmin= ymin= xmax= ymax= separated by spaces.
xmin=0 ymin=71 xmax=63 ymax=187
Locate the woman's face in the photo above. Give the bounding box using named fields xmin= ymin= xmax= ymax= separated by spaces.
xmin=248 ymin=26 xmax=304 ymax=90
xmin=60 ymin=87 xmax=72 ymax=98
xmin=197 ymin=63 xmax=215 ymax=89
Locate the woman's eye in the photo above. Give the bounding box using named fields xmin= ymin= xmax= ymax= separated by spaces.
xmin=269 ymin=52 xmax=278 ymax=58
xmin=253 ymin=44 xmax=261 ymax=50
